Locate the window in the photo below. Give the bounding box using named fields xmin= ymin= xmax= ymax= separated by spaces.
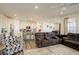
xmin=67 ymin=18 xmax=77 ymax=33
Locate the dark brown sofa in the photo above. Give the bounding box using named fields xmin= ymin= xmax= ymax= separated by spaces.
xmin=35 ymin=32 xmax=79 ymax=51
xmin=35 ymin=32 xmax=61 ymax=48
xmin=35 ymin=32 xmax=49 ymax=47
xmin=62 ymin=33 xmax=79 ymax=50
xmin=44 ymin=32 xmax=60 ymax=45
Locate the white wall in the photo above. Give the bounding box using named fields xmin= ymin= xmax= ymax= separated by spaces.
xmin=0 ymin=14 xmax=65 ymax=35
xmin=19 ymin=17 xmax=63 ymax=32
xmin=0 ymin=15 xmax=20 ymax=36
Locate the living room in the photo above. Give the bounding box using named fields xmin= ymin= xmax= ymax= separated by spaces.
xmin=0 ymin=3 xmax=79 ymax=55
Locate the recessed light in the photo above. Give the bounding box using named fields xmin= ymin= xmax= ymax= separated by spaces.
xmin=34 ymin=6 xmax=38 ymax=9
xmin=14 ymin=14 xmax=16 ymax=16
xmin=60 ymin=11 xmax=63 ymax=15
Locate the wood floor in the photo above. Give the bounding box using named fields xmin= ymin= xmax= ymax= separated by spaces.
xmin=24 ymin=40 xmax=37 ymax=50
xmin=15 ymin=40 xmax=37 ymax=55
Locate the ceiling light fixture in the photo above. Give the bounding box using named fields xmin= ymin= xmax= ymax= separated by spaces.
xmin=14 ymin=14 xmax=16 ymax=17
xmin=34 ymin=6 xmax=38 ymax=9
xmin=60 ymin=11 xmax=63 ymax=15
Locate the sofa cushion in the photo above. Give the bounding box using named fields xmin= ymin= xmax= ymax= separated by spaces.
xmin=67 ymin=33 xmax=78 ymax=41
xmin=64 ymin=39 xmax=79 ymax=45
xmin=35 ymin=33 xmax=45 ymax=39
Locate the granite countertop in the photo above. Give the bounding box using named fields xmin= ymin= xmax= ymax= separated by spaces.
xmin=0 ymin=43 xmax=6 ymax=51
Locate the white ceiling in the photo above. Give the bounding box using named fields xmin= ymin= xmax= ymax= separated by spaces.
xmin=0 ymin=3 xmax=79 ymax=18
